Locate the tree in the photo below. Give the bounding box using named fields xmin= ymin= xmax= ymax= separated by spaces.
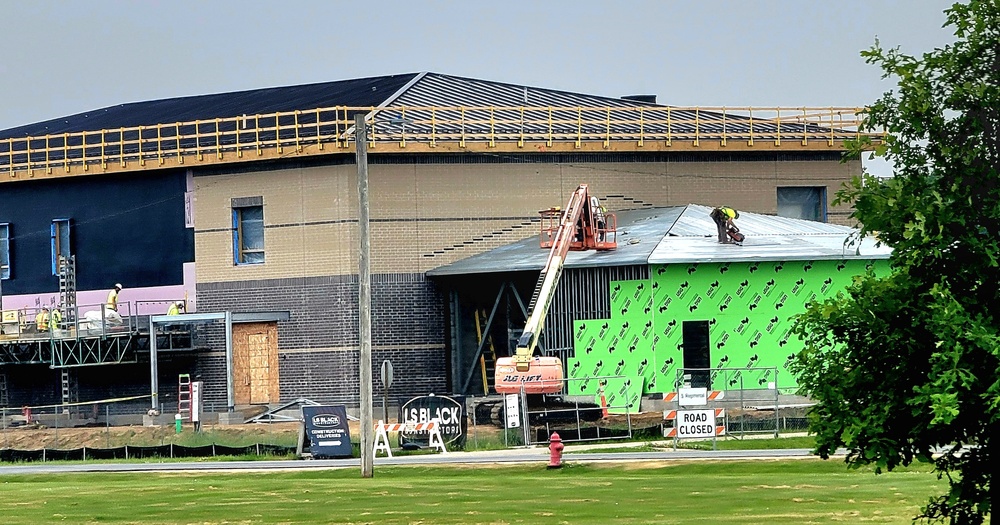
xmin=792 ymin=1 xmax=999 ymax=523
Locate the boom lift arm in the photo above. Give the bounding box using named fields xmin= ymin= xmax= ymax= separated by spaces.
xmin=513 ymin=187 xmax=585 ymax=371
xmin=493 ymin=183 xmax=615 ymax=394
xmin=512 ymin=184 xmax=613 ymax=372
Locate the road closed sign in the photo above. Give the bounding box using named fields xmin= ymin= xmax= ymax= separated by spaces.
xmin=675 ymin=409 xmax=719 ymax=438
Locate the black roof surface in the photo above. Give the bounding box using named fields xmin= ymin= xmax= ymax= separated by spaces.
xmin=0 ymin=73 xmax=418 ymax=139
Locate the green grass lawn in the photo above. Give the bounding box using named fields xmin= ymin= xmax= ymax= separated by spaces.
xmin=0 ymin=460 xmax=946 ymax=524
xmin=677 ymin=435 xmax=818 ymax=450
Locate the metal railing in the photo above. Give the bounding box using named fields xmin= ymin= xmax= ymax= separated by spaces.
xmin=499 ymin=375 xmax=642 ymax=446
xmin=0 ymin=105 xmax=881 ymax=179
xmin=0 ymin=302 xmax=135 ymax=342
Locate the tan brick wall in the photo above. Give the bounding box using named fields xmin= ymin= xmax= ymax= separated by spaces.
xmin=194 ymin=157 xmax=859 ymax=283
xmin=195 ymin=166 xmax=358 ymax=282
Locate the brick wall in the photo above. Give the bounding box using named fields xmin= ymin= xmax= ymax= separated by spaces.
xmin=3 ymin=357 xmax=200 ymax=416
xmin=194 ymin=154 xmax=859 ymax=283
xmin=194 ymin=272 xmax=445 ymax=407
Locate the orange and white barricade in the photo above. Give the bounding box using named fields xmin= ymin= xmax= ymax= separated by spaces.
xmin=373 ymin=419 xmax=448 ymax=457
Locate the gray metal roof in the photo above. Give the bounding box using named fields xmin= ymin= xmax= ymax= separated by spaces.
xmin=1 ymin=71 xmax=852 ymax=147
xmin=0 ymin=74 xmax=419 ymax=139
xmin=649 ymin=204 xmax=891 ymax=264
xmin=374 ymin=73 xmax=850 ymax=142
xmin=425 ymin=208 xmax=678 ymax=277
xmin=427 ymin=204 xmax=890 ymax=277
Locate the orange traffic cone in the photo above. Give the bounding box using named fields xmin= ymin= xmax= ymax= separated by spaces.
xmin=599 ymin=387 xmax=609 ymax=418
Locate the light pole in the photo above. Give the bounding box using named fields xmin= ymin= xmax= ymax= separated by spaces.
xmin=355 ymin=114 xmax=374 ymax=478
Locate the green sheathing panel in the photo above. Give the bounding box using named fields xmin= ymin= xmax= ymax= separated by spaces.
xmin=570 ymin=259 xmax=889 ymax=397
xmin=569 ymin=281 xmax=652 ymax=403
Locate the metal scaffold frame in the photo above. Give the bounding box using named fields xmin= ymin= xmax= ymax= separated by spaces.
xmin=49 ymin=334 xmax=138 ymax=368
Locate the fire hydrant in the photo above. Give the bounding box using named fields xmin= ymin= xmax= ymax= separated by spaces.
xmin=547 ymin=432 xmax=564 ymax=469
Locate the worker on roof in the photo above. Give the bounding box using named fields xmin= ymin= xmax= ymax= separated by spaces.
xmin=35 ymin=306 xmax=49 ymax=332
xmin=107 ymin=283 xmax=123 ymax=312
xmin=167 ymin=301 xmax=185 ymax=316
xmin=710 ymin=206 xmax=740 ymax=244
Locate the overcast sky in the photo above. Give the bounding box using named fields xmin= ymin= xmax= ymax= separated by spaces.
xmin=0 ymin=0 xmax=956 ymax=176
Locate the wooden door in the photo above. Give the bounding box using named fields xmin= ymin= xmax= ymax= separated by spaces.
xmin=233 ymin=322 xmax=279 ymax=405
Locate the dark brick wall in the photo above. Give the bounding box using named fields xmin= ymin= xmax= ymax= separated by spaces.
xmin=193 ymin=272 xmax=446 ymax=408
xmin=2 ymin=355 xmax=200 ymax=416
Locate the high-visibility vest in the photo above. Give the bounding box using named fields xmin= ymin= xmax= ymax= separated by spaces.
xmin=36 ymin=311 xmax=49 ymax=331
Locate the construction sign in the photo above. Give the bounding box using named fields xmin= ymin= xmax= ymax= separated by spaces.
xmin=664 ymin=409 xmax=726 ymax=439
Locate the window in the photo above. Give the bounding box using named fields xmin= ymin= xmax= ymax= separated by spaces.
xmin=777 ymin=187 xmax=827 ymax=222
xmin=232 ymin=198 xmax=264 ymax=265
xmin=1 ymin=223 xmax=10 ymax=279
xmin=51 ymin=219 xmax=71 ymax=275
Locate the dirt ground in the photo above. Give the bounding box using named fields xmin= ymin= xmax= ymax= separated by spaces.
xmin=0 ymin=412 xmax=663 ymax=451
xmin=0 ymin=421 xmax=305 ymax=450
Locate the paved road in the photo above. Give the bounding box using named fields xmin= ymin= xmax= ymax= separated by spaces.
xmin=0 ymin=447 xmax=827 ymax=475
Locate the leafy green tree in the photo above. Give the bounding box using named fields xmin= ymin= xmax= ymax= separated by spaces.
xmin=792 ymin=1 xmax=999 ymax=523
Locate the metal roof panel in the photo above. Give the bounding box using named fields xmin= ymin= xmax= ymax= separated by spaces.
xmin=0 ymin=74 xmax=420 ymax=138
xmin=426 ymin=207 xmax=678 ymax=277
xmin=650 ymin=205 xmax=890 ymax=264
xmin=428 ymin=204 xmax=890 ymax=277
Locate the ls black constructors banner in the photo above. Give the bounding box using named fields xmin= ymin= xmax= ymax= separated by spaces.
xmin=399 ymin=394 xmax=467 ymax=449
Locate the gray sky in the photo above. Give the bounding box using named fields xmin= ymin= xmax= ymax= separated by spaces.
xmin=0 ymin=0 xmax=956 ymax=176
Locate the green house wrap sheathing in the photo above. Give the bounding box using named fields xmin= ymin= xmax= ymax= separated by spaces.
xmin=569 ymin=259 xmax=889 ymax=411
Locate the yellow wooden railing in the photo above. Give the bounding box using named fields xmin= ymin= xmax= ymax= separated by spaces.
xmin=0 ymin=106 xmax=881 ymax=180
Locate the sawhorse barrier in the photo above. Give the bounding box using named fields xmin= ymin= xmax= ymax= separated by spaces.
xmin=373 ymin=419 xmax=448 ymax=457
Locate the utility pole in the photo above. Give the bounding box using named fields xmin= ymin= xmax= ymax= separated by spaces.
xmin=355 ymin=114 xmax=374 ymax=478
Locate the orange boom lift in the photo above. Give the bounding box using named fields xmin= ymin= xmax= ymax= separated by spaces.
xmin=494 ymin=184 xmax=616 ymax=395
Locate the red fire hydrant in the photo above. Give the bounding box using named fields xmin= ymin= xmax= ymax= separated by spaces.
xmin=547 ymin=432 xmax=564 ymax=469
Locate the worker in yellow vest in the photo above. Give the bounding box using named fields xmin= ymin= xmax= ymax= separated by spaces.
xmin=35 ymin=306 xmax=50 ymax=332
xmin=167 ymin=301 xmax=185 ymax=316
xmin=710 ymin=206 xmax=740 ymax=244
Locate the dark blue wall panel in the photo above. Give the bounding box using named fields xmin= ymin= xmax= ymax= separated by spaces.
xmin=0 ymin=170 xmax=193 ymax=294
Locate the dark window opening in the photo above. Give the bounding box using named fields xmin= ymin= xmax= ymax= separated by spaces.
xmin=233 ymin=204 xmax=264 ymax=265
xmin=777 ymin=186 xmax=826 ymax=222
xmin=51 ymin=219 xmax=70 ymax=275
xmin=682 ymin=320 xmax=712 ymax=389
xmin=1 ymin=223 xmax=10 ymax=279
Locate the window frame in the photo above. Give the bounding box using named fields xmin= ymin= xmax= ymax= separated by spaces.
xmin=776 ymin=186 xmax=827 ymax=222
xmin=1 ymin=223 xmax=10 ymax=280
xmin=232 ymin=204 xmax=265 ymax=265
xmin=51 ymin=218 xmax=71 ymax=275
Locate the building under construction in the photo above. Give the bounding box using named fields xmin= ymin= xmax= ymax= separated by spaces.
xmin=0 ymin=72 xmax=882 ymax=419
